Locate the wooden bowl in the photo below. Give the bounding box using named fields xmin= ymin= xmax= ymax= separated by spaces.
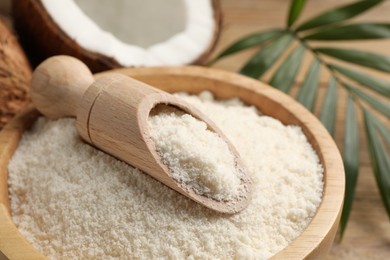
xmin=0 ymin=66 xmax=344 ymax=259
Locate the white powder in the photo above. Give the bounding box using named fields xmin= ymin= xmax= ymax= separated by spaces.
xmin=148 ymin=105 xmax=242 ymax=201
xmin=8 ymin=91 xmax=324 ymax=259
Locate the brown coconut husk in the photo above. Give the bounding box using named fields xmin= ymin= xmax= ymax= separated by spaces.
xmin=0 ymin=19 xmax=31 ymax=129
xmin=12 ymin=0 xmax=222 ymax=73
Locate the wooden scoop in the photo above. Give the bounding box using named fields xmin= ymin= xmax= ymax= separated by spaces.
xmin=30 ymin=55 xmax=251 ymax=214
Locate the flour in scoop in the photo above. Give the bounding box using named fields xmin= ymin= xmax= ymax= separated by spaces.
xmin=8 ymin=91 xmax=323 ymax=259
xmin=148 ymin=105 xmax=242 ymax=201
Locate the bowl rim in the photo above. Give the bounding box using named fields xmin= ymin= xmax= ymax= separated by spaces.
xmin=0 ymin=66 xmax=344 ymax=259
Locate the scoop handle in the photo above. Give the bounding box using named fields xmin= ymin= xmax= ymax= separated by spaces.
xmin=31 ymin=55 xmax=94 ymax=118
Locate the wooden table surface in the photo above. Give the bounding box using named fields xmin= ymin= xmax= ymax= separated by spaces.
xmin=1 ymin=0 xmax=390 ymax=259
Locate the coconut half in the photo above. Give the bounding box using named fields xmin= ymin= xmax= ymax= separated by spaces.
xmin=0 ymin=20 xmax=31 ymax=129
xmin=13 ymin=0 xmax=221 ymax=72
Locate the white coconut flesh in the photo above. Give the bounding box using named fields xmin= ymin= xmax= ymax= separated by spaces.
xmin=40 ymin=0 xmax=215 ymax=66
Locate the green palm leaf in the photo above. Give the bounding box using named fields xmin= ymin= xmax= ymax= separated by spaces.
xmin=210 ymin=29 xmax=283 ymax=63
xmin=345 ymin=84 xmax=390 ymax=118
xmin=369 ymin=113 xmax=390 ymax=145
xmin=339 ymin=95 xmax=360 ymax=239
xmin=296 ymin=0 xmax=383 ymax=31
xmin=375 ymin=121 xmax=390 ymax=145
xmin=320 ymin=77 xmax=338 ymax=135
xmin=304 ymin=23 xmax=390 ymax=40
xmin=330 ymin=64 xmax=390 ymax=97
xmin=364 ymin=109 xmax=390 ymax=218
xmin=240 ymin=34 xmax=293 ymax=78
xmin=269 ymin=45 xmax=305 ymax=93
xmin=287 ymin=0 xmax=307 ymax=27
xmin=296 ymin=59 xmax=321 ymax=111
xmin=315 ymin=47 xmax=390 ymax=72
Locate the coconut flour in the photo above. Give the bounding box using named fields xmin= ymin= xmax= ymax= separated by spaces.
xmin=148 ymin=105 xmax=242 ymax=201
xmin=8 ymin=91 xmax=324 ymax=259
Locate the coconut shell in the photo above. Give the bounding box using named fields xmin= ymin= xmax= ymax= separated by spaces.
xmin=0 ymin=19 xmax=31 ymax=129
xmin=12 ymin=0 xmax=222 ymax=73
